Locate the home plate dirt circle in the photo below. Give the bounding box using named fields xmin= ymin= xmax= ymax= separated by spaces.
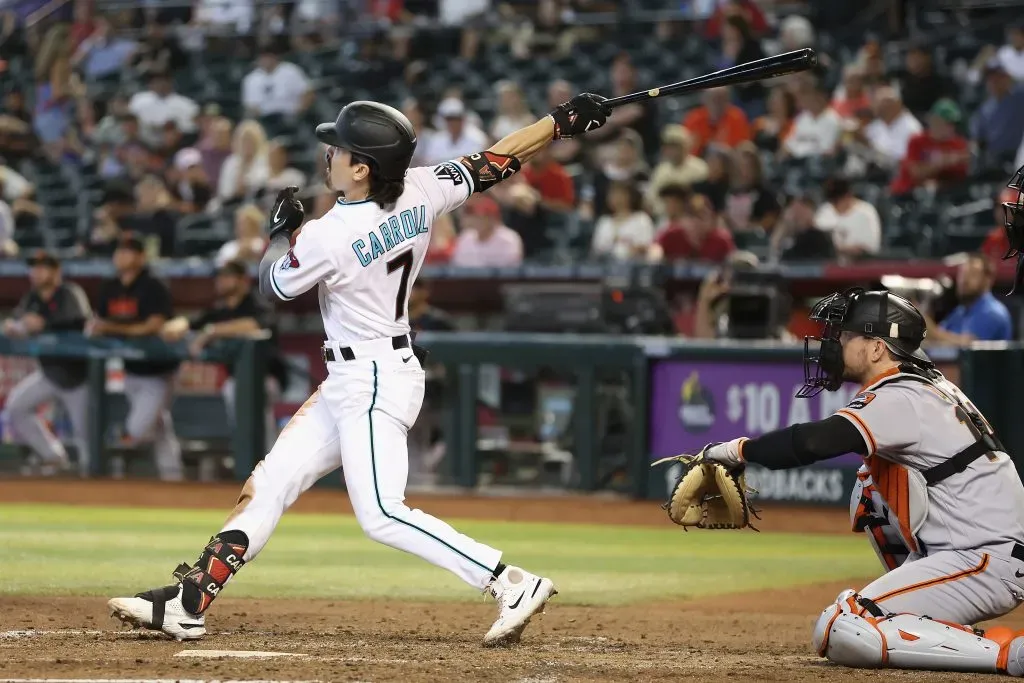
xmin=173 ymin=650 xmax=310 ymax=659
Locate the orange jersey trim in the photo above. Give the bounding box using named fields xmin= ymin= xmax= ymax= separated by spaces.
xmin=837 ymin=409 xmax=877 ymax=455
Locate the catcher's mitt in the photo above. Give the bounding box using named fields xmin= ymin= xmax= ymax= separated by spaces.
xmin=652 ymin=448 xmax=760 ymax=530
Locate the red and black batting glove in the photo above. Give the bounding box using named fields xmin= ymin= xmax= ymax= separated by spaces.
xmin=268 ymin=186 xmax=305 ymax=240
xmin=548 ymin=93 xmax=612 ymax=140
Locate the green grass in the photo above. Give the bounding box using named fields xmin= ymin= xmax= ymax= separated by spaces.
xmin=0 ymin=504 xmax=878 ymax=605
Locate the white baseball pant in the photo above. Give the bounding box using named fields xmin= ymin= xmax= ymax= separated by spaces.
xmin=123 ymin=373 xmax=183 ymax=481
xmin=220 ymin=339 xmax=502 ymax=589
xmin=5 ymin=370 xmax=90 ymax=475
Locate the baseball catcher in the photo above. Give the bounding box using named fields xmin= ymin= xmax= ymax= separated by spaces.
xmin=657 ymin=279 xmax=1024 ymax=675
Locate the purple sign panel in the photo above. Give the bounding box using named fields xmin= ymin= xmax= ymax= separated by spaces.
xmin=649 ymin=360 xmax=864 ymax=468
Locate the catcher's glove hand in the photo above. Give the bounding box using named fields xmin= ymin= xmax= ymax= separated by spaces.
xmin=651 ymin=444 xmax=760 ymax=531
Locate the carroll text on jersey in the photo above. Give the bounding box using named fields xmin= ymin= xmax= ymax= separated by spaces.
xmin=351 ymin=204 xmax=428 ymax=267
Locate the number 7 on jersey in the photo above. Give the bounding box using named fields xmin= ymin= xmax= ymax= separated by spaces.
xmin=387 ymin=249 xmax=413 ymax=321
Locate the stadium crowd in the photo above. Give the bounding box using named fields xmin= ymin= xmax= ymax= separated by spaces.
xmin=1 ymin=0 xmax=1021 ymax=273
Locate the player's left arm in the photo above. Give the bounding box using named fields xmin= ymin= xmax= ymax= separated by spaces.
xmin=258 ymin=187 xmax=335 ymax=302
xmin=455 ymin=93 xmax=611 ymax=194
xmin=699 ymin=416 xmax=869 ymax=471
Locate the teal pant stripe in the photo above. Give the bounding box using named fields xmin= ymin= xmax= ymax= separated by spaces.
xmin=368 ymin=361 xmax=491 ymax=573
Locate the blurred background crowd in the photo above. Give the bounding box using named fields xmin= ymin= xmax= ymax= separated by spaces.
xmin=0 ymin=0 xmax=1022 ymax=336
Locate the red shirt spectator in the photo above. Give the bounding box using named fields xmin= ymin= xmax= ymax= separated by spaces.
xmin=521 ymin=147 xmax=575 ymax=211
xmin=654 ymin=193 xmax=735 ymax=263
xmin=890 ymin=99 xmax=970 ymax=195
xmin=704 ymin=0 xmax=769 ymax=40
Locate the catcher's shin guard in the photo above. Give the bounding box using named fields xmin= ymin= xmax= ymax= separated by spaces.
xmin=813 ymin=590 xmax=1024 ymax=675
xmin=178 ymin=530 xmax=249 ymax=615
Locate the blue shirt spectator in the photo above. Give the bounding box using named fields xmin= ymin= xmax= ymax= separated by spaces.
xmin=931 ymin=253 xmax=1014 ymax=344
xmin=71 ymin=18 xmax=136 ymax=81
xmin=969 ymin=62 xmax=1024 ymax=162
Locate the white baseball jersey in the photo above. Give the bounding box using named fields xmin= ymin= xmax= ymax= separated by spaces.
xmin=265 ymin=159 xmax=475 ymax=343
xmin=837 ymin=369 xmax=1024 ymax=554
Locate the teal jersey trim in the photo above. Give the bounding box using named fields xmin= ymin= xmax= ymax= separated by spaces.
xmin=368 ymin=361 xmax=491 ymax=572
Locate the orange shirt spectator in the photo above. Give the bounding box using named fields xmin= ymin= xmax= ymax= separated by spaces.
xmin=521 ymin=147 xmax=575 ymax=211
xmin=890 ymin=99 xmax=970 ymax=196
xmin=683 ymin=87 xmax=752 ymax=156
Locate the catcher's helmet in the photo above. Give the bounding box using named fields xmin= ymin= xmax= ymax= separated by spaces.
xmin=315 ymin=101 xmax=416 ymax=181
xmin=798 ymin=288 xmax=931 ymax=398
xmin=1001 ymin=164 xmax=1024 ymax=293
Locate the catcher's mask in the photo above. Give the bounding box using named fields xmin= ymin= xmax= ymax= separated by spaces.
xmin=798 ymin=288 xmax=932 ymax=398
xmin=1002 ymin=165 xmax=1024 ymax=293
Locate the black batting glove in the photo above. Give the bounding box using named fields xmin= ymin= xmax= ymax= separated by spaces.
xmin=548 ymin=93 xmax=612 ymax=140
xmin=268 ymin=186 xmax=304 ymax=239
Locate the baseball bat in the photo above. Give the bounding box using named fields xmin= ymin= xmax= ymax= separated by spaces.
xmin=604 ymin=48 xmax=818 ymax=109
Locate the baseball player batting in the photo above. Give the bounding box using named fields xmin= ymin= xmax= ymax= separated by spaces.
xmin=108 ymin=93 xmax=613 ymax=645
xmin=661 ymin=282 xmax=1024 ymax=675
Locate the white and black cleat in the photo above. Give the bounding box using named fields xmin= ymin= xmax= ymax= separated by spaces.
xmin=108 ymin=582 xmax=206 ymax=641
xmin=483 ymin=566 xmax=557 ymax=647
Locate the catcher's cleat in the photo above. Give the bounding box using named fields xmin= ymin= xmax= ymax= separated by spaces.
xmin=108 ymin=565 xmax=206 ymax=641
xmin=482 ymin=566 xmax=557 ymax=647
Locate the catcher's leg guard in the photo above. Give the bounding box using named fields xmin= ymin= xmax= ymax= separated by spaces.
xmin=813 ymin=590 xmax=1024 ymax=675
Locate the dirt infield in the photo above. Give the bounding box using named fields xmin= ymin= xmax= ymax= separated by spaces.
xmin=1 ymin=479 xmax=1017 ymax=682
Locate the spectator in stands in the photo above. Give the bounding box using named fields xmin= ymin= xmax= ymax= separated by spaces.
xmin=897 ymin=44 xmax=955 ymax=121
xmin=969 ymin=24 xmax=1024 ymax=85
xmin=91 ymin=93 xmax=129 ymax=147
xmin=587 ymin=53 xmax=659 ymax=159
xmin=649 ymin=189 xmax=735 ymax=263
xmin=545 ymin=79 xmax=582 ymax=165
xmin=421 ymin=97 xmax=490 ymax=166
xmin=782 ymin=82 xmax=842 ymax=159
xmin=490 ymin=81 xmax=535 ymax=140
xmin=831 ymin=65 xmax=872 ymax=121
xmin=161 ymin=259 xmax=285 ymax=451
xmin=692 ymin=146 xmax=731 ymax=212
xmin=262 ymin=140 xmax=307 ymax=202
xmin=425 ymin=213 xmax=458 ymax=264
xmin=69 ymin=0 xmax=97 ymax=52
xmin=682 ymin=86 xmax=752 ymax=157
xmin=241 ymin=40 xmax=313 ymax=121
xmin=199 ymin=116 xmax=233 ymax=187
xmin=152 ymin=120 xmax=187 ymax=170
xmin=0 ymin=197 xmax=16 ymax=256
xmin=705 ymin=0 xmax=769 ymax=40
xmin=587 ymin=128 xmax=650 ymax=219
xmin=90 ymin=234 xmax=183 ymax=480
xmin=216 ymin=120 xmax=270 ymax=205
xmin=3 ymin=250 xmax=92 ymax=477
xmin=410 ymin=279 xmax=455 ymax=332
xmin=33 ymin=33 xmax=76 ymax=162
xmin=122 ymin=174 xmax=178 ymax=258
xmin=130 ymin=21 xmax=188 ymax=76
xmin=0 ymin=88 xmax=36 ymax=165
xmin=769 ymin=193 xmax=836 ymax=262
xmin=777 ymin=14 xmax=815 ymax=52
xmin=168 ymin=147 xmax=213 ymax=214
xmin=890 ymin=99 xmax=969 ymax=196
xmin=814 ymin=176 xmax=881 ymax=261
xmin=591 ymin=180 xmax=655 ymax=261
xmin=451 ymin=195 xmax=524 ymax=268
xmin=646 ymin=125 xmax=709 ymax=218
xmin=128 ymin=71 xmax=198 ymax=148
xmin=71 ymin=17 xmax=136 ymax=81
xmin=192 ymin=0 xmax=255 ymax=41
xmin=981 ymin=187 xmax=1020 ymax=262
xmin=101 ymin=113 xmax=155 ymax=181
xmin=717 ymin=16 xmax=766 ymax=117
xmin=970 ymin=60 xmax=1024 ymax=167
xmin=862 ymin=87 xmax=922 ymax=170
xmin=753 ymin=86 xmax=796 ymax=152
xmin=79 ymin=182 xmax=134 ymax=256
xmin=215 ymin=204 xmax=268 ymax=267
xmin=925 ymin=253 xmax=1013 ymax=344
xmin=0 ymin=167 xmax=42 ymax=237
xmin=723 ymin=142 xmax=780 ymax=233
xmin=402 ymin=97 xmax=436 ymax=168
xmin=521 ymin=144 xmax=575 ymax=213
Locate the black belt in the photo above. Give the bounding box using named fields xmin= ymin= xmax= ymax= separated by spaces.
xmin=322 ymin=335 xmax=409 ymax=362
xmin=1013 ymin=543 xmax=1024 ymax=564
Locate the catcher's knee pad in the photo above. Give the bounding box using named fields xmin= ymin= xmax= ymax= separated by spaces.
xmin=817 ymin=597 xmax=1017 ymax=675
xmin=812 ymin=589 xmax=861 ymax=657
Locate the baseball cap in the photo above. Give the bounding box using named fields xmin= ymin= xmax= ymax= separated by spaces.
xmin=929 ymin=98 xmax=962 ymax=124
xmin=984 ymin=57 xmax=1008 ymax=76
xmin=116 ymin=233 xmax=146 ymax=253
xmin=464 ymin=194 xmax=501 ymax=218
xmin=174 ymin=147 xmax=203 ymax=171
xmin=437 ymin=97 xmax=466 ymax=119
xmin=217 ymin=259 xmax=248 ymax=277
xmin=26 ymin=250 xmax=59 ymax=268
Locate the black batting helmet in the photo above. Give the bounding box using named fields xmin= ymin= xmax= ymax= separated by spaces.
xmin=315 ymin=101 xmax=416 ymax=181
xmin=798 ymin=288 xmax=931 ymax=397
